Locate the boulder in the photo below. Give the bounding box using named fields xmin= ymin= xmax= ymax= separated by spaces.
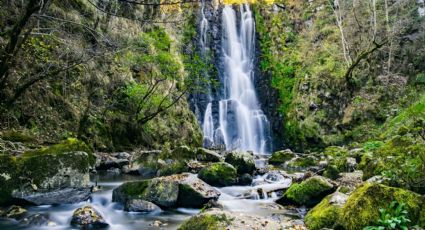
xmin=224 ymin=151 xmax=255 ymax=174
xmin=125 ymin=199 xmax=162 ymax=213
xmin=13 ymin=187 xmax=91 ymax=205
xmin=70 ymin=206 xmax=108 ymax=228
xmin=196 ymin=148 xmax=223 ymax=162
xmin=237 ymin=173 xmax=253 ymax=185
xmin=178 ymin=209 xmax=281 ymax=230
xmin=336 ymin=170 xmax=364 ymax=193
xmin=20 ymin=213 xmax=56 ymax=226
xmin=277 ymin=176 xmax=335 ymax=206
xmin=0 ymin=145 xmax=92 ymax=205
xmin=286 ymin=155 xmax=318 ymax=169
xmin=339 ymin=183 xmax=425 ymax=230
xmin=94 ymin=152 xmax=130 ymax=170
xmin=112 ymin=173 xmax=220 ymax=209
xmin=268 ymin=149 xmax=296 ymax=165
xmin=0 ymin=205 xmax=27 ymax=220
xmin=305 ymin=192 xmax=348 ymax=230
xmin=198 ymin=162 xmax=237 ymax=186
xmin=175 ymin=173 xmax=221 ymax=208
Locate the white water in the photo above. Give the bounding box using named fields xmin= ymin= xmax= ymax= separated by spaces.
xmin=215 ymin=4 xmax=270 ymax=154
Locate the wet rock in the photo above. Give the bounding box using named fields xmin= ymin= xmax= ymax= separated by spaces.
xmin=94 ymin=152 xmax=130 ymax=171
xmin=112 ymin=173 xmax=220 ymax=208
xmin=19 ymin=213 xmax=56 ymax=226
xmin=268 ymin=149 xmax=296 ymax=165
xmin=277 ymin=176 xmax=335 ymax=206
xmin=286 ymin=155 xmax=319 ymax=169
xmin=196 ymin=148 xmax=223 ymax=162
xmin=150 ymin=220 xmax=168 ymax=227
xmin=224 ymin=151 xmax=255 ymax=174
xmin=198 ymin=162 xmax=237 ymax=186
xmin=304 ymin=192 xmax=348 ymax=230
xmin=70 ymin=205 xmax=108 ymax=229
xmin=176 ymin=173 xmax=221 ymax=208
xmin=237 ymin=173 xmax=253 ymax=185
xmin=125 ymin=199 xmax=162 ymax=213
xmin=178 ymin=209 xmax=281 ymax=230
xmin=2 ymin=149 xmax=92 ymax=205
xmin=13 ymin=187 xmax=91 ymax=205
xmin=1 ymin=205 xmax=27 ymax=220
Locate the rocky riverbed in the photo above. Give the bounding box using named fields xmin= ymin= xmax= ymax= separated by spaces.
xmin=1 ymin=139 xmax=424 ymax=229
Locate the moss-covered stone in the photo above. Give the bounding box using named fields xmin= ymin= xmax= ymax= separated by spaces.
xmin=268 ymin=149 xmax=296 ymax=165
xmin=339 ymin=183 xmax=425 ymax=230
xmin=225 ymin=151 xmax=255 ymax=175
xmin=198 ymin=162 xmax=237 ymax=187
xmin=196 ymin=148 xmax=223 ymax=162
xmin=277 ymin=176 xmax=335 ymax=206
xmin=287 ymin=155 xmax=318 ymax=168
xmin=178 ymin=212 xmax=227 ymax=230
xmin=305 ymin=192 xmax=348 ymax=230
xmin=112 ymin=180 xmax=150 ymax=203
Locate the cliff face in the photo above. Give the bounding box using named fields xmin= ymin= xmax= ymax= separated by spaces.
xmin=254 ymin=0 xmax=425 ymax=151
xmin=0 ymin=0 xmax=202 ymax=150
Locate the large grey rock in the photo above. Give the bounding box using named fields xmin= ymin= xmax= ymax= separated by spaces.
xmin=125 ymin=199 xmax=162 ymax=213
xmin=70 ymin=206 xmax=108 ymax=228
xmin=196 ymin=148 xmax=223 ymax=162
xmin=112 ymin=173 xmax=220 ymax=209
xmin=13 ymin=187 xmax=91 ymax=205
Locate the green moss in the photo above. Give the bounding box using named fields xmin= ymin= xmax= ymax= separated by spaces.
xmin=198 ymin=162 xmax=237 ymax=187
xmin=178 ymin=213 xmax=230 ymax=230
xmin=305 ymin=195 xmax=341 ymax=230
xmin=339 ymin=183 xmax=424 ymax=230
xmin=0 ymin=130 xmax=35 ymax=143
xmin=268 ymin=150 xmax=295 ymax=165
xmin=23 ymin=138 xmax=95 ymax=166
xmin=158 ymin=161 xmax=188 ymax=176
xmin=19 ymin=151 xmax=91 ymax=186
xmin=280 ymin=176 xmax=334 ymax=206
xmin=118 ymin=181 xmax=149 ymax=199
xmin=287 ymin=156 xmax=317 ymax=168
xmin=323 ymin=165 xmax=340 ymax=180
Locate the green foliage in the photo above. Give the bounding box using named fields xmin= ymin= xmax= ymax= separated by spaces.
xmin=364 ymin=201 xmax=411 ymax=230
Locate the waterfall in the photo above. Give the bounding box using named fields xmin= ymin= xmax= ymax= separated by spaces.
xmin=218 ymin=4 xmax=270 ymax=154
xmin=199 ymin=3 xmax=271 ymax=154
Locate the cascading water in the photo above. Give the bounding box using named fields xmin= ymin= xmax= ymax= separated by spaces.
xmin=201 ymin=4 xmax=271 ymax=154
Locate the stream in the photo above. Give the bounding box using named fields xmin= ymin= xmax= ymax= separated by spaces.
xmin=0 ymin=160 xmax=303 ymax=230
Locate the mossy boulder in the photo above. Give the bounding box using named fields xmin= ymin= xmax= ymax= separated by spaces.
xmin=339 ymin=183 xmax=425 ymax=230
xmin=0 ymin=140 xmax=92 ymax=205
xmin=277 ymin=176 xmax=335 ymax=206
xmin=196 ymin=148 xmax=223 ymax=162
xmin=178 ymin=209 xmax=281 ymax=230
xmin=224 ymin=151 xmax=255 ymax=175
xmin=305 ymin=192 xmax=348 ymax=230
xmin=70 ymin=206 xmax=108 ymax=228
xmin=286 ymin=155 xmax=318 ymax=168
xmin=198 ymin=162 xmax=237 ymax=187
xmin=112 ymin=173 xmax=220 ymax=209
xmin=268 ymin=149 xmax=296 ymax=165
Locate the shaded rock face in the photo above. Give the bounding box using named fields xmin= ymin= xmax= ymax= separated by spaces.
xmin=1 ymin=151 xmax=91 ymax=205
xmin=178 ymin=208 xmax=282 ymax=230
xmin=224 ymin=151 xmax=255 ymax=175
xmin=112 ymin=173 xmax=220 ymax=209
xmin=268 ymin=149 xmax=296 ymax=165
xmin=0 ymin=205 xmax=27 ymax=220
xmin=70 ymin=206 xmax=108 ymax=229
xmin=19 ymin=213 xmax=56 ymax=227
